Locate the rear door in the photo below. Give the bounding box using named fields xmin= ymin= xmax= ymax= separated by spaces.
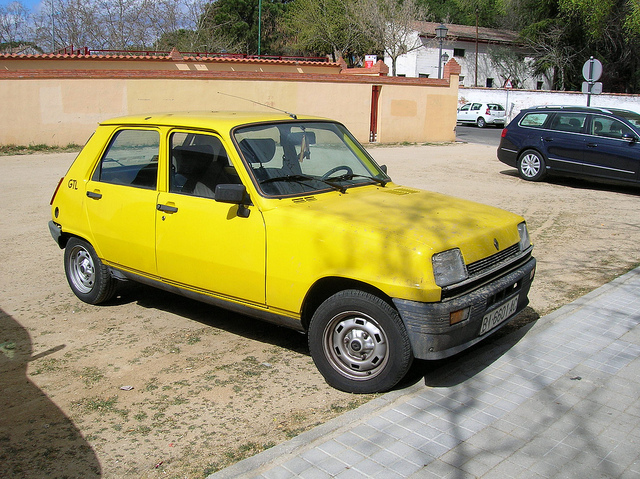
xmin=84 ymin=128 xmax=159 ymax=274
xmin=542 ymin=112 xmax=588 ymax=174
xmin=584 ymin=115 xmax=640 ymax=182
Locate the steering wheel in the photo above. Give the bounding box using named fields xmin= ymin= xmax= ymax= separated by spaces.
xmin=322 ymin=165 xmax=353 ymax=179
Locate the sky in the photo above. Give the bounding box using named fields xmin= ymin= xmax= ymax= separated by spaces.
xmin=1 ymin=0 xmax=44 ymax=12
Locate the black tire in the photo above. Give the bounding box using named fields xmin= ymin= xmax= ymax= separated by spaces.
xmin=64 ymin=237 xmax=116 ymax=304
xmin=476 ymin=117 xmax=486 ymax=128
xmin=518 ymin=149 xmax=547 ymax=181
xmin=308 ymin=290 xmax=413 ymax=394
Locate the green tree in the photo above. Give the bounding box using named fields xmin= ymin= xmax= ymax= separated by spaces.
xmin=282 ymin=0 xmax=369 ymax=62
xmin=200 ymin=0 xmax=290 ymax=55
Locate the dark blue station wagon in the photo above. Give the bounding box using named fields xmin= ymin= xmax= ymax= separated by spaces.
xmin=497 ymin=106 xmax=640 ymax=184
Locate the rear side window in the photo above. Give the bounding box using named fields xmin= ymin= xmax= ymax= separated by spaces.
xmin=92 ymin=129 xmax=160 ymax=189
xmin=519 ymin=113 xmax=550 ymax=128
xmin=549 ymin=113 xmax=586 ymax=133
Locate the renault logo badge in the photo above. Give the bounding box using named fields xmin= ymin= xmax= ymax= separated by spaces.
xmin=494 ymin=238 xmax=500 ymax=250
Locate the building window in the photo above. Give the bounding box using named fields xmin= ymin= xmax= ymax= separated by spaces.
xmin=486 ymin=78 xmax=494 ymax=88
xmin=459 ymin=75 xmax=465 ymax=83
xmin=537 ymin=81 xmax=544 ymax=90
xmin=453 ymin=48 xmax=465 ymax=58
xmin=419 ymin=73 xmax=429 ymax=78
xmin=397 ymin=74 xmax=406 ymax=77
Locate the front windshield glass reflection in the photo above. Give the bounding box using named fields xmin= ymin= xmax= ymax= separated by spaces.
xmin=234 ymin=121 xmax=389 ymax=197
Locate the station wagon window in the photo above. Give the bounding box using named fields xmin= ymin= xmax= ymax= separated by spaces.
xmin=92 ymin=129 xmax=159 ymax=189
xmin=549 ymin=113 xmax=586 ymax=133
xmin=519 ymin=112 xmax=550 ymax=128
xmin=591 ymin=116 xmax=636 ymax=139
xmin=169 ymin=132 xmax=240 ymax=198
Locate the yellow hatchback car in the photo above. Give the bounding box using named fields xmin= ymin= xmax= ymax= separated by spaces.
xmin=49 ymin=111 xmax=536 ymax=393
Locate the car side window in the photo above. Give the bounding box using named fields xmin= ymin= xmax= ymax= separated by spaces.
xmin=591 ymin=116 xmax=635 ymax=139
xmin=549 ymin=113 xmax=586 ymax=133
xmin=471 ymin=103 xmax=481 ymax=111
xmin=520 ymin=113 xmax=550 ymax=128
xmin=460 ymin=104 xmax=470 ymax=111
xmin=169 ymin=132 xmax=240 ymax=199
xmin=92 ymin=129 xmax=159 ymax=189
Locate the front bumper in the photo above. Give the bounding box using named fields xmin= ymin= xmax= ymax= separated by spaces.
xmin=393 ymin=256 xmax=536 ymax=360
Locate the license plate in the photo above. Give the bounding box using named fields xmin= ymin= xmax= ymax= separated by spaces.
xmin=479 ymin=296 xmax=519 ymax=335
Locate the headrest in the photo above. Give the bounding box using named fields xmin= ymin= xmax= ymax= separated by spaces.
xmin=173 ymin=144 xmax=214 ymax=174
xmin=239 ymin=138 xmax=276 ymax=164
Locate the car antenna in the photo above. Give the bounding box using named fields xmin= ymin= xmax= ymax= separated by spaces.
xmin=217 ymin=92 xmax=297 ymax=119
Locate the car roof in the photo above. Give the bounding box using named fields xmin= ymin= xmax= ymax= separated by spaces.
xmin=99 ymin=110 xmax=328 ymax=130
xmin=523 ymin=105 xmax=638 ymax=116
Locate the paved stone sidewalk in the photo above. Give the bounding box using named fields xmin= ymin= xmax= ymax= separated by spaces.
xmin=209 ymin=268 xmax=640 ymax=479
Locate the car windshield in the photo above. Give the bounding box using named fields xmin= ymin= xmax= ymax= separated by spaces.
xmin=612 ymin=109 xmax=640 ymax=128
xmin=234 ymin=121 xmax=389 ymax=197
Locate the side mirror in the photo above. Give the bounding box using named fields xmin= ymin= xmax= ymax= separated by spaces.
xmin=622 ymin=133 xmax=637 ymax=143
xmin=215 ymin=184 xmax=250 ymax=218
xmin=380 ymin=164 xmax=388 ymax=174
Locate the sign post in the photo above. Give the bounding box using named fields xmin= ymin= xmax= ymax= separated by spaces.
xmin=582 ymin=57 xmax=603 ymax=106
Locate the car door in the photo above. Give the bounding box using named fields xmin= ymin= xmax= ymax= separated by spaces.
xmin=583 ymin=115 xmax=640 ymax=182
xmin=155 ymin=131 xmax=266 ymax=305
xmin=541 ymin=112 xmax=587 ymax=174
xmin=84 ymin=128 xmax=159 ymax=274
xmin=457 ymin=103 xmax=471 ymax=122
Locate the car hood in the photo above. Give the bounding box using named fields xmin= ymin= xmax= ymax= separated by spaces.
xmin=265 ymin=184 xmax=523 ymax=266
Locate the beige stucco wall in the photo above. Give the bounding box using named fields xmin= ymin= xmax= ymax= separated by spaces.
xmin=0 ymin=75 xmax=458 ymax=146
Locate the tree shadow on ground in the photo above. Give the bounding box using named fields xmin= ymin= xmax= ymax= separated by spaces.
xmin=0 ymin=308 xmax=102 ymax=478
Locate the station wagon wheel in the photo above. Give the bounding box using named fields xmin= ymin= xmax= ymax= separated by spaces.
xmin=476 ymin=117 xmax=486 ymax=128
xmin=518 ymin=149 xmax=547 ymax=181
xmin=64 ymin=237 xmax=116 ymax=304
xmin=308 ymin=290 xmax=413 ymax=393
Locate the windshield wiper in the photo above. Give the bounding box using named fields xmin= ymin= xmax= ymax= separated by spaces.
xmin=327 ymin=173 xmax=390 ymax=187
xmin=260 ymin=174 xmax=347 ymax=193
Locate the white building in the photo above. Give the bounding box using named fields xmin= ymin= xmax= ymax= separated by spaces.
xmin=385 ymin=21 xmax=551 ymax=90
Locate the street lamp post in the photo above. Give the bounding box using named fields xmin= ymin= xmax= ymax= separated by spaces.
xmin=435 ymin=23 xmax=448 ymax=79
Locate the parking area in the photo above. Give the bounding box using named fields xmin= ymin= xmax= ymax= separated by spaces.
xmin=1 ymin=142 xmax=639 ymax=477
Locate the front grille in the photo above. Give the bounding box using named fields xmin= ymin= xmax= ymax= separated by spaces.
xmin=467 ymin=243 xmax=520 ymax=277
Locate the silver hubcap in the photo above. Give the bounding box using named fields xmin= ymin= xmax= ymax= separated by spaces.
xmin=69 ymin=245 xmax=95 ymax=294
xmin=323 ymin=312 xmax=388 ymax=380
xmin=521 ymin=154 xmax=541 ymax=178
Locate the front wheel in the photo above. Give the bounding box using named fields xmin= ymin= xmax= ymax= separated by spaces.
xmin=518 ymin=149 xmax=546 ymax=181
xmin=64 ymin=237 xmax=116 ymax=304
xmin=308 ymin=290 xmax=413 ymax=394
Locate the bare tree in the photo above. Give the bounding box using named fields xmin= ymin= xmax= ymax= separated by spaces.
xmin=0 ymin=1 xmax=30 ymax=45
xmin=356 ymin=0 xmax=428 ymax=76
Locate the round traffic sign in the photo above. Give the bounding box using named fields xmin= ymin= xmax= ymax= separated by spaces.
xmin=582 ymin=57 xmax=603 ymax=82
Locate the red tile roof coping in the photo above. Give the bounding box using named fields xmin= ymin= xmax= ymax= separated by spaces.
xmin=0 ymin=68 xmax=452 ymax=86
xmin=0 ymin=51 xmax=341 ymax=68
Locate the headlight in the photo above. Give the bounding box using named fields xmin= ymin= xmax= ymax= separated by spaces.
xmin=432 ymin=248 xmax=468 ymax=287
xmin=517 ymin=222 xmax=531 ymax=251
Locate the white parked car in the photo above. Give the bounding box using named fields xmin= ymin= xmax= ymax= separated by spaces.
xmin=457 ymin=103 xmax=506 ymax=128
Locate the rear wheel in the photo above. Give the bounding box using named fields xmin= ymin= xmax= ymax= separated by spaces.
xmin=518 ymin=149 xmax=546 ymax=181
xmin=308 ymin=290 xmax=413 ymax=393
xmin=477 ymin=117 xmax=486 ymax=128
xmin=64 ymin=237 xmax=116 ymax=304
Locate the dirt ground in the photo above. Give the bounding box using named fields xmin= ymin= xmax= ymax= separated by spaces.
xmin=1 ymin=142 xmax=639 ymax=479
